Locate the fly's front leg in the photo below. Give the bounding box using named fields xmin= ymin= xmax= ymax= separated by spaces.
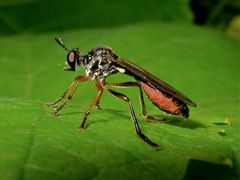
xmin=44 ymin=75 xmax=82 ymax=108
xmin=104 ymin=85 xmax=159 ymax=147
xmin=79 ymin=81 xmax=103 ymax=129
xmin=51 ymin=76 xmax=90 ymax=116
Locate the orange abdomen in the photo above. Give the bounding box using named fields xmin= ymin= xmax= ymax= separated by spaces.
xmin=141 ymin=82 xmax=189 ymax=117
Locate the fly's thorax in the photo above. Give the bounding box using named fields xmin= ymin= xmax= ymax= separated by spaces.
xmin=83 ymin=46 xmax=122 ymax=81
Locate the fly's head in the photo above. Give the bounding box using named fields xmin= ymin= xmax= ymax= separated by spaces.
xmin=55 ymin=37 xmax=83 ymax=71
xmin=65 ymin=48 xmax=81 ymax=71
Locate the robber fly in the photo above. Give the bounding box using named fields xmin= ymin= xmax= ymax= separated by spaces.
xmin=45 ymin=37 xmax=197 ymax=147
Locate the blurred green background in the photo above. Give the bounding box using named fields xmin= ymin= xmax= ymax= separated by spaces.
xmin=0 ymin=0 xmax=239 ymax=180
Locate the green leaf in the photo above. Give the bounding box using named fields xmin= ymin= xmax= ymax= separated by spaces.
xmin=0 ymin=23 xmax=239 ymax=180
xmin=0 ymin=0 xmax=192 ymax=34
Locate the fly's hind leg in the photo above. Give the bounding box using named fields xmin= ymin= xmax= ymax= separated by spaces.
xmin=138 ymin=86 xmax=171 ymax=123
xmin=105 ymin=81 xmax=170 ymax=123
xmin=104 ymin=84 xmax=159 ymax=147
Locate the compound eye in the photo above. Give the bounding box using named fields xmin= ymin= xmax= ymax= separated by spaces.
xmin=66 ymin=51 xmax=77 ymax=71
xmin=68 ymin=52 xmax=75 ymax=63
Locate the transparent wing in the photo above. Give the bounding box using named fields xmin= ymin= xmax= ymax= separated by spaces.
xmin=115 ymin=58 xmax=197 ymax=107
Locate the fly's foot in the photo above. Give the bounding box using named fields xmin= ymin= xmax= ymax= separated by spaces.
xmin=137 ymin=132 xmax=160 ymax=148
xmin=77 ymin=126 xmax=86 ymax=131
xmin=52 ymin=110 xmax=59 ymax=117
xmin=94 ymin=102 xmax=101 ymax=109
xmin=44 ymin=103 xmax=51 ymax=108
xmin=94 ymin=104 xmax=101 ymax=109
xmin=144 ymin=115 xmax=171 ymax=123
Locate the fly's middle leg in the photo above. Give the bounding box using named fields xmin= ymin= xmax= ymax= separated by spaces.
xmin=93 ymin=80 xmax=102 ymax=109
xmin=78 ymin=81 xmax=103 ymax=129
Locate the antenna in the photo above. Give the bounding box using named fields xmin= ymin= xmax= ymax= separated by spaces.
xmin=54 ymin=37 xmax=70 ymax=52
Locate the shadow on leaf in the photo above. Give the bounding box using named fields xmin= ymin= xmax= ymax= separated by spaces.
xmin=183 ymin=159 xmax=236 ymax=180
